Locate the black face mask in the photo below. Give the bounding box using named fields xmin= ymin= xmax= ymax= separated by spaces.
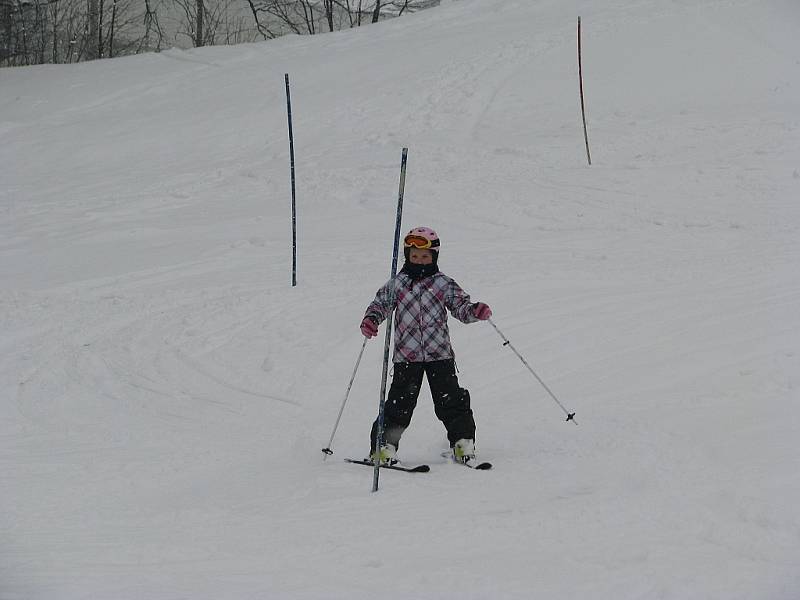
xmin=400 ymin=260 xmax=439 ymax=280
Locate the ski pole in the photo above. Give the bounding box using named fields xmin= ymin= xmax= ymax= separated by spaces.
xmin=322 ymin=337 xmax=369 ymax=459
xmin=487 ymin=318 xmax=577 ymax=424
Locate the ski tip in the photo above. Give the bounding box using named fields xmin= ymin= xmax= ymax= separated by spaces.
xmin=474 ymin=462 xmax=493 ymax=470
xmin=411 ymin=464 xmax=431 ymax=473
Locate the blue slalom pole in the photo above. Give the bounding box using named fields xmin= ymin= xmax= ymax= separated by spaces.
xmin=373 ymin=148 xmax=408 ymax=493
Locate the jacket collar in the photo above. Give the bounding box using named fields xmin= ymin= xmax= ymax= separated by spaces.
xmin=400 ymin=260 xmax=439 ymax=281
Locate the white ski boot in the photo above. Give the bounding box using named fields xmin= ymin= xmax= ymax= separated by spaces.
xmin=370 ymin=443 xmax=398 ymax=466
xmin=453 ymin=438 xmax=476 ymax=464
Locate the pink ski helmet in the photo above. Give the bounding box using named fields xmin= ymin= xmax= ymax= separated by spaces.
xmin=403 ymin=227 xmax=440 ymax=252
xmin=403 ymin=226 xmax=440 ymax=264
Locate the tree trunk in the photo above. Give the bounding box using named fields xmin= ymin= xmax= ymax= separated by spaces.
xmin=324 ymin=0 xmax=333 ymax=32
xmin=97 ymin=0 xmax=105 ymax=58
xmin=13 ymin=0 xmax=28 ymax=64
xmin=108 ymin=0 xmax=116 ymax=57
xmin=51 ymin=0 xmax=59 ymax=63
xmin=87 ymin=0 xmax=99 ymax=59
xmin=371 ymin=0 xmax=380 ymax=23
xmin=196 ymin=0 xmax=204 ymax=46
xmin=36 ymin=0 xmax=46 ymax=64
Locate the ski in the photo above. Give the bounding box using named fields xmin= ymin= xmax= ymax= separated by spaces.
xmin=439 ymin=450 xmax=492 ymax=470
xmin=345 ymin=458 xmax=430 ymax=473
xmin=460 ymin=460 xmax=493 ymax=470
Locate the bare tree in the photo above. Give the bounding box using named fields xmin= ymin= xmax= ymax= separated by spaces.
xmin=173 ymin=0 xmax=207 ymax=46
xmin=235 ymin=0 xmax=441 ymax=47
xmin=85 ymin=0 xmax=98 ymax=58
xmin=14 ymin=0 xmax=31 ymax=64
xmin=0 ymin=0 xmax=442 ymax=67
xmin=248 ymin=0 xmax=339 ymax=35
xmin=49 ymin=0 xmax=60 ymax=61
xmin=98 ymin=0 xmax=105 ymax=57
xmin=108 ymin=0 xmax=117 ymax=56
xmin=243 ymin=0 xmax=276 ymax=39
xmin=336 ymin=0 xmax=439 ymax=28
xmin=251 ymin=0 xmax=309 ymax=36
xmin=323 ymin=0 xmax=332 ymax=31
xmin=1 ymin=0 xmax=77 ymax=65
xmin=195 ymin=0 xmax=203 ymax=45
xmin=174 ymin=0 xmax=241 ymax=47
xmin=92 ymin=0 xmax=138 ymax=59
xmin=139 ymin=0 xmax=166 ymax=53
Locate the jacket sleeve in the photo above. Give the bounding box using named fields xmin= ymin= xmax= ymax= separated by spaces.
xmin=364 ymin=278 xmax=397 ymax=325
xmin=446 ymin=278 xmax=480 ymax=324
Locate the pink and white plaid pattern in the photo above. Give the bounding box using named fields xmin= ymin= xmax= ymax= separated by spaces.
xmin=364 ymin=272 xmax=479 ymax=363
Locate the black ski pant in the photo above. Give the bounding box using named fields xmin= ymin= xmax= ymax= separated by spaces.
xmin=370 ymin=359 xmax=475 ymax=452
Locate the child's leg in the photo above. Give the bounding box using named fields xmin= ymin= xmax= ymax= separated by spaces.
xmin=425 ymin=359 xmax=476 ymax=447
xmin=370 ymin=362 xmax=425 ymax=452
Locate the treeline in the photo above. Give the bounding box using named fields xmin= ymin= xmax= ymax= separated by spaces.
xmin=0 ymin=0 xmax=440 ymax=67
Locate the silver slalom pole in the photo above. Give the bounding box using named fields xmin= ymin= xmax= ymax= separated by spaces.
xmin=487 ymin=318 xmax=577 ymax=424
xmin=322 ymin=337 xmax=369 ymax=459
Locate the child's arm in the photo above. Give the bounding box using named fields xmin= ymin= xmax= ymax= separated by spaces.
xmin=446 ymin=278 xmax=482 ymax=324
xmin=363 ymin=278 xmax=398 ymax=326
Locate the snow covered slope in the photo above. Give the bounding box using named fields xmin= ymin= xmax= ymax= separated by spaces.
xmin=2 ymin=0 xmax=799 ymax=598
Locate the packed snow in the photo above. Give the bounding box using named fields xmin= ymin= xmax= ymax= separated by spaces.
xmin=2 ymin=0 xmax=799 ymax=598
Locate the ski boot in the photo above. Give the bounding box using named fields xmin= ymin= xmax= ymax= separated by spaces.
xmin=453 ymin=438 xmax=476 ymax=464
xmin=370 ymin=443 xmax=398 ymax=466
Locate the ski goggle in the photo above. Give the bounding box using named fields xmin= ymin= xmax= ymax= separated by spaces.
xmin=404 ymin=234 xmax=440 ymax=250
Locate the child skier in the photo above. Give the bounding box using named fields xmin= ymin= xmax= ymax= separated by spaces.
xmin=359 ymin=226 xmax=492 ymax=466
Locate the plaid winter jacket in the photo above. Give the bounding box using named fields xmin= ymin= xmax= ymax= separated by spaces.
xmin=364 ymin=271 xmax=480 ymax=363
